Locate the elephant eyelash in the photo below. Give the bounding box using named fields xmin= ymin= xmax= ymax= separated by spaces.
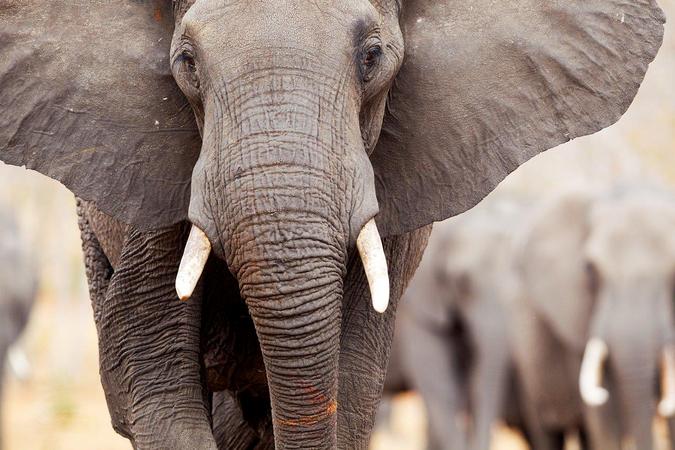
xmin=363 ymin=45 xmax=382 ymax=68
xmin=176 ymin=51 xmax=197 ymax=72
xmin=360 ymin=42 xmax=383 ymax=83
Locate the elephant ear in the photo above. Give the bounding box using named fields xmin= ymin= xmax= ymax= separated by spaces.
xmin=515 ymin=190 xmax=596 ymax=352
xmin=0 ymin=1 xmax=199 ymax=230
xmin=373 ymin=0 xmax=665 ymax=237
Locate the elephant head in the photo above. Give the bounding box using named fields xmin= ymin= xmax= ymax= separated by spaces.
xmin=0 ymin=0 xmax=665 ymax=446
xmin=517 ymin=187 xmax=675 ymax=448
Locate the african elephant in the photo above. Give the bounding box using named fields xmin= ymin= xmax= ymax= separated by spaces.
xmin=385 ymin=198 xmax=528 ymax=450
xmin=513 ymin=186 xmax=675 ymax=450
xmin=0 ymin=212 xmax=38 ymax=450
xmin=0 ymin=1 xmax=665 ymax=448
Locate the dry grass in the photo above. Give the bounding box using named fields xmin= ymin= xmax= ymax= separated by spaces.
xmin=3 ymin=295 xmax=128 ymax=450
xmin=369 ymin=394 xmax=528 ymax=450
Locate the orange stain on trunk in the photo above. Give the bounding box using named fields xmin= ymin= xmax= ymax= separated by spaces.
xmin=277 ymin=400 xmax=338 ymax=427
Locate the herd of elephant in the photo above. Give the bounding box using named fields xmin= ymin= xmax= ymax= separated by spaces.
xmin=0 ymin=0 xmax=670 ymax=448
xmin=384 ymin=185 xmax=675 ymax=450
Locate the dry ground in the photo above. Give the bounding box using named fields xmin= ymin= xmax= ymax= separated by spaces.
xmin=2 ymin=293 xmax=526 ymax=450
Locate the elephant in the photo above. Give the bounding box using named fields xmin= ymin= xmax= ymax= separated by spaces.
xmin=512 ymin=186 xmax=675 ymax=450
xmin=0 ymin=212 xmax=38 ymax=450
xmin=0 ymin=1 xmax=665 ymax=448
xmin=383 ymin=197 xmax=529 ymax=450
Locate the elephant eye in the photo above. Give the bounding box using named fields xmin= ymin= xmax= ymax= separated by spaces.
xmin=361 ymin=44 xmax=382 ymax=82
xmin=181 ymin=51 xmax=197 ymax=73
xmin=363 ymin=45 xmax=382 ymax=67
xmin=175 ymin=49 xmax=200 ymax=89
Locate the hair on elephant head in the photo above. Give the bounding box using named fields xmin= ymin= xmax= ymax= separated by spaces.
xmin=0 ymin=0 xmax=666 ymax=448
xmin=516 ymin=185 xmax=675 ymax=450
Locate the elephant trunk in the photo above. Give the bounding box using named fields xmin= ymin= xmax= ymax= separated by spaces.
xmin=468 ymin=315 xmax=511 ymax=450
xmin=238 ymin=229 xmax=343 ymax=448
xmin=610 ymin=338 xmax=658 ymax=450
xmin=580 ymin=337 xmax=658 ymax=449
xmin=583 ymin=293 xmax=661 ymax=450
xmin=581 ymin=287 xmax=675 ymax=449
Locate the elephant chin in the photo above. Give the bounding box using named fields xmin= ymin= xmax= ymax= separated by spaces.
xmin=175 ymin=219 xmax=390 ymax=313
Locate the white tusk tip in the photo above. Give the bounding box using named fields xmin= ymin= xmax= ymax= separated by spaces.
xmin=659 ymin=399 xmax=675 ymax=418
xmin=175 ymin=225 xmax=211 ymax=302
xmin=356 ymin=218 xmax=390 ymax=314
xmin=371 ymin=279 xmax=390 ymax=313
xmin=175 ymin=284 xmax=192 ymax=301
xmin=583 ymin=388 xmax=609 ymax=407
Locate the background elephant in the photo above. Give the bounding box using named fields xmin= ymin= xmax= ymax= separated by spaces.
xmin=0 ymin=0 xmax=665 ymax=448
xmin=512 ymin=186 xmax=675 ymax=450
xmin=384 ymin=197 xmax=529 ymax=450
xmin=0 ymin=211 xmax=38 ymax=450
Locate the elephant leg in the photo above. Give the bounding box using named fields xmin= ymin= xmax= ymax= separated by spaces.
xmin=519 ymin=386 xmax=557 ymax=450
xmin=523 ymin=426 xmax=565 ymax=450
xmin=78 ymin=213 xmax=216 ymax=449
xmin=337 ymin=226 xmax=432 ymax=449
xmin=545 ymin=430 xmax=565 ymax=450
xmin=77 ymin=199 xmax=114 ymax=321
xmin=667 ymin=417 xmax=675 ymax=450
xmin=468 ymin=323 xmax=510 ymax=450
xmin=583 ymin=403 xmax=621 ymax=450
xmin=0 ymin=341 xmax=6 ymax=450
xmin=400 ymin=315 xmax=465 ymax=450
xmin=578 ymin=426 xmax=591 ymax=450
xmin=212 ymin=391 xmax=267 ymax=450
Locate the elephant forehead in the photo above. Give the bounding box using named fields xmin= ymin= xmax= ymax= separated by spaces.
xmin=587 ymin=203 xmax=675 ymax=276
xmin=183 ymin=0 xmax=378 ymax=57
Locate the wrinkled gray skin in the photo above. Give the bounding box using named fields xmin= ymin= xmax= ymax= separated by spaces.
xmin=513 ymin=187 xmax=675 ymax=450
xmin=0 ymin=213 xmax=38 ymax=450
xmin=77 ymin=200 xmax=430 ymax=450
xmin=383 ymin=200 xmax=528 ymax=450
xmin=0 ymin=0 xmax=665 ymax=448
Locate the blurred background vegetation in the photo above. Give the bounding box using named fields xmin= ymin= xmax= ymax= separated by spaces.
xmin=0 ymin=0 xmax=673 ymax=448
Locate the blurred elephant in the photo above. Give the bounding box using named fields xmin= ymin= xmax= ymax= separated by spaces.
xmin=384 ymin=198 xmax=529 ymax=450
xmin=513 ymin=186 xmax=675 ymax=450
xmin=0 ymin=212 xmax=38 ymax=449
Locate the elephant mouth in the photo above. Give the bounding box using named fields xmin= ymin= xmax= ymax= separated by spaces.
xmin=579 ymin=338 xmax=675 ymax=418
xmin=174 ymin=218 xmax=390 ymax=313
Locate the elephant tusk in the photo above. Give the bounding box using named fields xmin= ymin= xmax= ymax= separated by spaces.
xmin=658 ymin=345 xmax=675 ymax=417
xmin=176 ymin=225 xmax=211 ymax=301
xmin=357 ymin=218 xmax=390 ymax=314
xmin=579 ymin=338 xmax=610 ymax=407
